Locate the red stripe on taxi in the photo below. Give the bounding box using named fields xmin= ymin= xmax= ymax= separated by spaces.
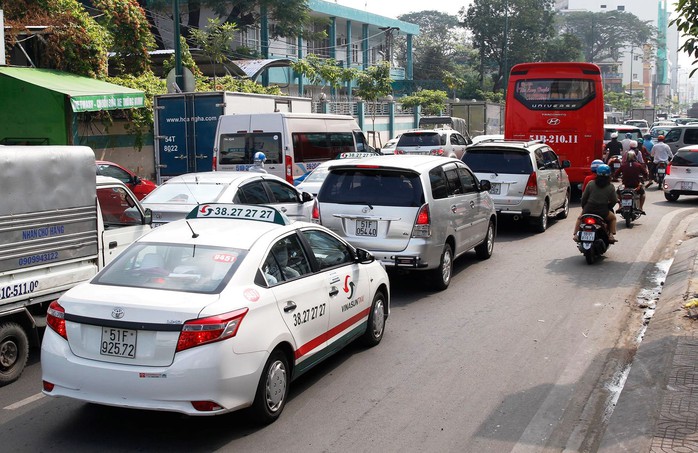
xmin=294 ymin=308 xmax=370 ymax=360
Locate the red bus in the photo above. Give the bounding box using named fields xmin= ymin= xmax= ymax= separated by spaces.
xmin=505 ymin=62 xmax=604 ymax=192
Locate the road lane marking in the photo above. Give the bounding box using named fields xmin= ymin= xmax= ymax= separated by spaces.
xmin=3 ymin=393 xmax=45 ymax=410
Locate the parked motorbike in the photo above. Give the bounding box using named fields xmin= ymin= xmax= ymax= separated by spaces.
xmin=618 ymin=185 xmax=644 ymax=227
xmin=655 ymin=161 xmax=668 ymax=189
xmin=607 ymin=155 xmax=622 ymax=181
xmin=576 ymin=214 xmax=612 ymax=264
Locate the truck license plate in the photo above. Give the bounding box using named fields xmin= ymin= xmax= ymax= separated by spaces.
xmin=100 ymin=327 xmax=137 ymax=358
xmin=580 ymin=231 xmax=595 ymax=242
xmin=356 ymin=220 xmax=377 ymax=237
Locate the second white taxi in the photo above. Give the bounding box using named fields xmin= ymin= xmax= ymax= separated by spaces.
xmin=41 ymin=204 xmax=390 ymax=423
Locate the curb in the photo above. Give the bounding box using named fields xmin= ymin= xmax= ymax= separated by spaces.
xmin=598 ymin=224 xmax=698 ymax=451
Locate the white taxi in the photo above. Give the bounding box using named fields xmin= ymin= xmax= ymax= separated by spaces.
xmin=41 ymin=204 xmax=390 ymax=423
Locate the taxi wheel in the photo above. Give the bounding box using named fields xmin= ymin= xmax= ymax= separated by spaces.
xmin=251 ymin=349 xmax=289 ymax=424
xmin=0 ymin=322 xmax=29 ymax=386
xmin=430 ymin=243 xmax=453 ymax=291
xmin=360 ymin=291 xmax=387 ymax=347
xmin=664 ymin=192 xmax=679 ymax=202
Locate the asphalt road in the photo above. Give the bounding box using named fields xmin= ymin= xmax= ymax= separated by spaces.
xmin=1 ymin=188 xmax=697 ymax=452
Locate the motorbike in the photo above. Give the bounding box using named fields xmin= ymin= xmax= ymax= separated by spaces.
xmin=607 ymin=154 xmax=622 ymax=181
xmin=576 ymin=214 xmax=612 ymax=264
xmin=618 ymin=185 xmax=644 ymax=227
xmin=655 ymin=161 xmax=668 ymax=189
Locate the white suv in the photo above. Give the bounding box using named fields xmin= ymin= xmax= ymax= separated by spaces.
xmin=312 ymin=155 xmax=497 ymax=290
xmin=394 ymin=129 xmax=469 ymax=159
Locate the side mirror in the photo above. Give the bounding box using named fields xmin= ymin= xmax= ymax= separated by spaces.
xmin=143 ymin=208 xmax=153 ymax=225
xmin=479 ymin=179 xmax=492 ymax=192
xmin=561 ymin=160 xmax=571 ymax=169
xmin=355 ymin=248 xmax=375 ymax=264
xmin=133 ymin=176 xmax=142 ymax=185
xmin=301 ymin=191 xmax=313 ymax=203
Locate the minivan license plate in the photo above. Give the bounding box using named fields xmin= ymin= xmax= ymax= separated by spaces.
xmin=100 ymin=327 xmax=137 ymax=358
xmin=356 ymin=220 xmax=377 ymax=237
xmin=489 ymin=183 xmax=501 ymax=195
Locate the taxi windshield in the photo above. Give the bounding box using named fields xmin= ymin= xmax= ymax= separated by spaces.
xmin=94 ymin=243 xmax=246 ymax=293
xmin=143 ymin=183 xmax=227 ymax=204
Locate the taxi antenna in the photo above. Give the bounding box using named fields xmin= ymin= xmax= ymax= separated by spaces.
xmin=185 ymin=220 xmax=199 ymax=238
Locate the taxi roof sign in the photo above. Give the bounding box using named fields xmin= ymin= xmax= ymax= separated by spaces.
xmin=186 ymin=204 xmax=290 ymax=225
xmin=336 ymin=152 xmax=379 ymax=159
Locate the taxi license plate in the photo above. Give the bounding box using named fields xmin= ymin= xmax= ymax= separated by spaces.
xmin=489 ymin=183 xmax=501 ymax=195
xmin=356 ymin=220 xmax=377 ymax=237
xmin=100 ymin=327 xmax=137 ymax=358
xmin=580 ymin=231 xmax=595 ymax=242
xmin=681 ymin=182 xmax=693 ymax=190
xmin=621 ymin=198 xmax=633 ymax=207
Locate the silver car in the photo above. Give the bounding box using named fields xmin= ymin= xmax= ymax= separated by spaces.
xmin=142 ymin=171 xmax=313 ymax=226
xmin=312 ymin=155 xmax=497 ymax=290
xmin=462 ymin=140 xmax=571 ymax=233
xmin=395 ymin=129 xmax=469 ymax=159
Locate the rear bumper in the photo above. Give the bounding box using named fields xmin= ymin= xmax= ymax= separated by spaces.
xmin=493 ymin=197 xmax=544 ymax=217
xmin=367 ymin=238 xmax=440 ymax=270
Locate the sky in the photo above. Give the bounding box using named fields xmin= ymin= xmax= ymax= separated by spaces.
xmin=334 ymin=0 xmax=467 ymax=18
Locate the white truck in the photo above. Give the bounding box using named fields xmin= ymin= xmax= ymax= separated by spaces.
xmin=0 ymin=146 xmax=152 ymax=385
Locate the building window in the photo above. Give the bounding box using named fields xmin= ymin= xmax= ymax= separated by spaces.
xmin=351 ymin=43 xmax=359 ymax=64
xmin=617 ymin=5 xmax=625 ymax=10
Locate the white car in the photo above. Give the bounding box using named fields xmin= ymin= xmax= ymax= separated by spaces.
xmin=142 ymin=171 xmax=314 ymax=226
xmin=41 ymin=204 xmax=390 ymax=422
xmin=296 ymin=151 xmax=382 ymax=197
xmin=663 ymin=145 xmax=698 ymax=202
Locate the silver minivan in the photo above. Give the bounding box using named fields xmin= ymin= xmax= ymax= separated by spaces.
xmin=311 ymin=155 xmax=497 ymax=290
xmin=663 ymin=125 xmax=698 ymax=153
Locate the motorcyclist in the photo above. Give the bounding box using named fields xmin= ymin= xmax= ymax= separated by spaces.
xmin=622 ymin=140 xmax=645 ymax=165
xmin=648 ymin=134 xmax=673 ymax=186
xmin=574 ymin=164 xmax=618 ymax=243
xmin=613 ymin=150 xmax=649 ymax=214
xmin=604 ymin=132 xmax=623 ymax=162
xmin=248 ymin=151 xmax=268 ymax=173
xmin=582 ymin=159 xmax=604 ymax=192
xmin=621 ymin=132 xmax=633 ymax=152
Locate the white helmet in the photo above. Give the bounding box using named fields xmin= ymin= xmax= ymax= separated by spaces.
xmin=626 ymin=150 xmax=637 ymax=161
xmin=629 ymin=140 xmax=638 ymax=149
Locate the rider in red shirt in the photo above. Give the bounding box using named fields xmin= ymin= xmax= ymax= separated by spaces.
xmin=613 ymin=150 xmax=649 ymax=213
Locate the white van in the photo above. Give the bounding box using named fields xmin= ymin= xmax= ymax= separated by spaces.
xmin=213 ymin=112 xmax=370 ymax=185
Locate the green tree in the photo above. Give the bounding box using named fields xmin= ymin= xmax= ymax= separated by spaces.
xmin=558 ymin=11 xmax=655 ymax=63
xmin=290 ymin=54 xmax=357 ymax=97
xmin=462 ymin=0 xmax=557 ymax=92
xmin=354 ymin=62 xmax=393 ymax=147
xmin=399 ymin=90 xmax=449 ymax=116
xmin=93 ymin=0 xmax=156 ymax=76
xmin=189 ymin=18 xmax=238 ymax=87
xmin=672 ymin=0 xmax=698 ymax=77
xmin=543 ymin=33 xmax=584 ymax=62
xmin=442 ymin=72 xmax=466 ymax=101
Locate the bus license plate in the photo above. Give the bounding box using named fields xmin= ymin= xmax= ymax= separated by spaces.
xmin=580 ymin=231 xmax=595 ymax=242
xmin=356 ymin=220 xmax=377 ymax=237
xmin=681 ymin=182 xmax=693 ymax=190
xmin=489 ymin=183 xmax=501 ymax=195
xmin=621 ymin=198 xmax=633 ymax=207
xmin=100 ymin=327 xmax=137 ymax=358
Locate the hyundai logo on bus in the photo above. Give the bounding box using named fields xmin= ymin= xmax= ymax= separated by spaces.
xmin=547 ymin=118 xmax=561 ymax=126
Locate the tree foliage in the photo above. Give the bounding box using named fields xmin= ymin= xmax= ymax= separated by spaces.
xmin=672 ymin=0 xmax=698 ymax=77
xmin=189 ymin=18 xmax=238 ymax=86
xmin=290 ymin=54 xmax=358 ymax=96
xmin=558 ymin=11 xmax=655 ymax=63
xmin=399 ymin=90 xmax=448 ymax=116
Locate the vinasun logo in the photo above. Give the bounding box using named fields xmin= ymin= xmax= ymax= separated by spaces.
xmin=343 ymin=275 xmax=355 ymax=299
xmin=199 ymin=204 xmax=213 ymax=216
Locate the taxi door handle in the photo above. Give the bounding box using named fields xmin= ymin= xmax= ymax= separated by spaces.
xmin=451 ymin=205 xmax=457 ymax=213
xmin=329 ymin=287 xmax=339 ymax=297
xmin=283 ymin=301 xmax=297 ymax=313
xmin=109 ymin=241 xmax=117 ymax=249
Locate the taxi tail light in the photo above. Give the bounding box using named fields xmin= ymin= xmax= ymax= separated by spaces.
xmin=394 ymin=149 xmax=405 ymax=155
xmin=191 ymin=400 xmax=224 ymax=412
xmin=524 ymin=172 xmax=538 ymax=196
xmin=666 ymin=163 xmax=671 ymax=175
xmin=176 ymin=308 xmax=249 ymax=352
xmin=311 ymin=199 xmax=321 ymax=224
xmin=285 ymin=155 xmax=294 ymax=184
xmin=412 ymin=203 xmax=431 ymax=238
xmin=46 ymin=300 xmax=67 ymax=340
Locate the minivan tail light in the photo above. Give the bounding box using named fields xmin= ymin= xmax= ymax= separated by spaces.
xmin=47 ymin=300 xmax=67 ymax=340
xmin=311 ymin=198 xmax=321 ymax=224
xmin=176 ymin=308 xmax=248 ymax=352
xmin=394 ymin=149 xmax=405 ymax=155
xmin=285 ymin=155 xmax=294 ymax=184
xmin=412 ymin=204 xmax=431 ymax=238
xmin=524 ymin=172 xmax=538 ymax=195
xmin=429 ymin=149 xmax=445 ymax=156
xmin=212 ymin=155 xmax=217 ymax=171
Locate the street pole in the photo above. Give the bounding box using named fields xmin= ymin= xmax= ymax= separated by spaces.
xmin=173 ymin=0 xmax=183 ymax=91
xmin=503 ymin=0 xmax=509 ymax=96
xmin=628 ymin=46 xmax=634 ymax=117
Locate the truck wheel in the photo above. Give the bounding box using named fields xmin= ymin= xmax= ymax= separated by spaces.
xmin=0 ymin=322 xmax=29 ymax=386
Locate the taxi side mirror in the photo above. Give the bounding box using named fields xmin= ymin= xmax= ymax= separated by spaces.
xmin=355 ymin=248 xmax=375 ymax=264
xmin=561 ymin=160 xmax=571 ymax=169
xmin=301 ymin=192 xmax=313 ymax=203
xmin=143 ymin=208 xmax=153 ymax=225
xmin=479 ymin=180 xmax=491 ymax=192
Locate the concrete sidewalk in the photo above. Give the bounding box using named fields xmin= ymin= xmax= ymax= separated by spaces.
xmin=599 ymin=218 xmax=698 ymax=452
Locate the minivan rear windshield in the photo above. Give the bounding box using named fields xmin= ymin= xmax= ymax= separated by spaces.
xmin=318 ymin=169 xmax=424 ymax=207
xmin=397 ymin=133 xmax=444 ymax=147
xmin=462 ymin=149 xmax=533 ymax=175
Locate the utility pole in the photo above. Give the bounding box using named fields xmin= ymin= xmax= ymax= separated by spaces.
xmin=0 ymin=10 xmax=5 ymax=66
xmin=173 ymin=0 xmax=183 ymax=91
xmin=503 ymin=0 xmax=509 ymax=96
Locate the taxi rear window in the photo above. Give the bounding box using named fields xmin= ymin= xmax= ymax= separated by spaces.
xmin=143 ymin=183 xmax=227 ymax=204
xmin=94 ymin=243 xmax=245 ymax=294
